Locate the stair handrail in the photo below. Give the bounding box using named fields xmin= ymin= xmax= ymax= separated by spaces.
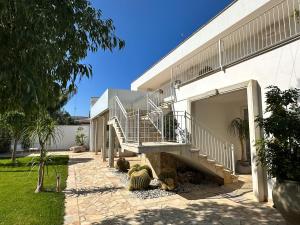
xmin=113 ymin=96 xmax=128 ymax=141
xmin=185 ymin=111 xmax=235 ymax=172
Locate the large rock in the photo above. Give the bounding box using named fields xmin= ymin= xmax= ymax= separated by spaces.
xmin=70 ymin=145 xmax=86 ymax=153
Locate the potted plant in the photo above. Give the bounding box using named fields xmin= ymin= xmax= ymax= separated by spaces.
xmin=228 ymin=117 xmax=251 ymax=174
xmin=72 ymin=127 xmax=87 ymax=153
xmin=256 ymin=86 xmax=300 ymax=225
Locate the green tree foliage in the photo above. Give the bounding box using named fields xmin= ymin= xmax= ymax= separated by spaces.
xmin=256 ymin=86 xmax=300 ymax=181
xmin=0 ymin=0 xmax=125 ymax=113
xmin=52 ymin=110 xmax=77 ymax=125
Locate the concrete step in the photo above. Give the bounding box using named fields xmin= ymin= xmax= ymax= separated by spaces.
xmin=214 ymin=164 xmax=224 ymax=170
xmin=199 ymin=154 xmax=208 ymax=159
xmin=207 ymin=159 xmax=216 ymax=164
xmin=190 ymin=148 xmax=200 ymax=152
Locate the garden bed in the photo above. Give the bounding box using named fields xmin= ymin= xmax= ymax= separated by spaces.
xmin=112 ymin=169 xmax=219 ymax=199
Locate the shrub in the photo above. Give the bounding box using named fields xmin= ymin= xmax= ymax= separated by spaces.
xmin=115 ymin=158 xmax=130 ymax=172
xmin=75 ymin=127 xmax=87 ymax=146
xmin=256 ymin=86 xmax=300 ymax=182
xmin=21 ymin=135 xmax=31 ymax=151
xmin=128 ymin=169 xmax=151 ymax=191
xmin=0 ymin=128 xmax=11 ymax=153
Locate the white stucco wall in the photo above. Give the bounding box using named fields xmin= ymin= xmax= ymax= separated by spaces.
xmin=31 ymin=125 xmax=90 ymax=150
xmin=90 ymin=89 xmax=109 ymax=119
xmin=191 ymin=95 xmax=248 ymax=162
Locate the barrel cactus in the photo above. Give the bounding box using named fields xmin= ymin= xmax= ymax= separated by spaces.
xmin=115 ymin=158 xmax=130 ymax=172
xmin=128 ymin=164 xmax=141 ymax=177
xmin=128 ymin=169 xmax=151 ymax=191
xmin=128 ymin=164 xmax=153 ymax=178
xmin=139 ymin=165 xmax=153 ymax=179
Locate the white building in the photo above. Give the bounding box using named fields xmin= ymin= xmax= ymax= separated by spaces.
xmin=90 ymin=0 xmax=300 ymax=202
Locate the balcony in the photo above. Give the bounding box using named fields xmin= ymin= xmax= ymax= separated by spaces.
xmin=172 ymin=0 xmax=300 ymax=86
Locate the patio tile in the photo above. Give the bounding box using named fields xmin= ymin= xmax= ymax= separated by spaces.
xmin=63 ymin=151 xmax=286 ymax=225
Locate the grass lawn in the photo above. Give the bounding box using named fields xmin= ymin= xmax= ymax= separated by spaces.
xmin=0 ymin=155 xmax=69 ymax=225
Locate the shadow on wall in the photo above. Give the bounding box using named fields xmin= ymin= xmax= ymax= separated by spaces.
xmin=95 ymin=201 xmax=285 ymax=225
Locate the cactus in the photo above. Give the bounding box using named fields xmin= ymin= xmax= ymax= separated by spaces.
xmin=128 ymin=164 xmax=141 ymax=177
xmin=159 ymin=170 xmax=177 ymax=191
xmin=128 ymin=164 xmax=153 ymax=179
xmin=139 ymin=165 xmax=153 ymax=179
xmin=115 ymin=158 xmax=130 ymax=172
xmin=128 ymin=169 xmax=151 ymax=191
xmin=161 ymin=178 xmax=176 ymax=191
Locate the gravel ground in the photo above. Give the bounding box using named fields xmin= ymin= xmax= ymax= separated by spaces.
xmin=112 ymin=170 xmax=175 ymax=199
xmin=112 ymin=170 xmax=219 ymax=200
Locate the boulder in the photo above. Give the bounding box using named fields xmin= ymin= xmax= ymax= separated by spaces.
xmin=70 ymin=145 xmax=86 ymax=153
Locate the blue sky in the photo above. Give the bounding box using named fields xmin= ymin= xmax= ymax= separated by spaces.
xmin=64 ymin=0 xmax=232 ymax=116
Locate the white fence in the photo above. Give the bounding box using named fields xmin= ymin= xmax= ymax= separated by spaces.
xmin=14 ymin=125 xmax=90 ymax=151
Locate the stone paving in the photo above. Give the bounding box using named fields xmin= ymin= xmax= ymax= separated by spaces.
xmin=64 ymin=152 xmax=285 ymax=225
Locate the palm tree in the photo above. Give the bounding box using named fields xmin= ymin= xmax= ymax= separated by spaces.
xmin=228 ymin=117 xmax=249 ymax=162
xmin=0 ymin=111 xmax=27 ymax=163
xmin=27 ymin=111 xmax=59 ymax=193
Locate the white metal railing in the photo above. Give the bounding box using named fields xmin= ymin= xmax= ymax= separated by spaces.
xmin=185 ymin=112 xmax=235 ymax=172
xmin=147 ymin=97 xmax=164 ymax=135
xmin=111 ymin=96 xmax=128 ymax=141
xmin=111 ymin=95 xmax=235 ymax=172
xmin=173 ymin=0 xmax=300 ymax=86
xmin=148 ymin=83 xmax=175 ymax=107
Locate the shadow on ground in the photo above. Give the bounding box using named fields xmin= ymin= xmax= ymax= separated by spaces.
xmin=95 ymin=201 xmax=285 ymax=225
xmin=64 ymin=186 xmax=124 ymax=197
xmin=68 ymin=157 xmax=93 ymax=165
xmin=178 ymin=180 xmax=247 ymax=201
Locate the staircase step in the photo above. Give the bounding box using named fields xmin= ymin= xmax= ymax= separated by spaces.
xmin=199 ymin=154 xmax=208 ymax=159
xmin=231 ymin=175 xmax=239 ymax=183
xmin=215 ymin=164 xmax=224 ymax=170
xmin=207 ymin=159 xmax=216 ymax=164
xmin=190 ymin=148 xmax=200 ymax=153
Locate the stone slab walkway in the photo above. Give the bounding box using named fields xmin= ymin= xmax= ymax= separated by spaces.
xmin=64 ymin=152 xmax=285 ymax=225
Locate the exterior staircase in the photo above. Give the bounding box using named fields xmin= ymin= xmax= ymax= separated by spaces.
xmin=170 ymin=148 xmax=238 ymax=184
xmin=109 ymin=95 xmax=238 ymax=184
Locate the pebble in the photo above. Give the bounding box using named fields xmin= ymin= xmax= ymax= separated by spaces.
xmin=112 ymin=170 xmax=219 ymax=200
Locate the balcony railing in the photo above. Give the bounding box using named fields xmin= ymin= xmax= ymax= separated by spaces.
xmin=173 ymin=0 xmax=300 ymax=86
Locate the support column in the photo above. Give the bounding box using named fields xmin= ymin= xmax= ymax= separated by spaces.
xmin=102 ymin=116 xmax=106 ymax=161
xmin=89 ymin=120 xmax=94 ymax=152
xmin=247 ymin=80 xmax=268 ymax=202
xmin=108 ymin=124 xmax=114 ymax=168
xmin=95 ymin=119 xmax=98 ymax=154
